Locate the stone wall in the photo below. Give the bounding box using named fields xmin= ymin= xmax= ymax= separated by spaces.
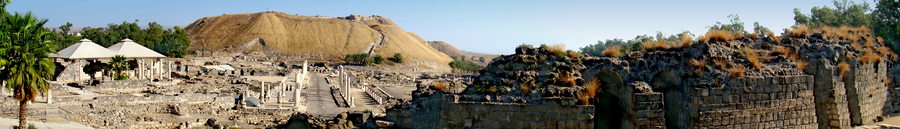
xmin=808 ymin=60 xmax=852 ymax=128
xmin=845 ymin=60 xmax=890 ymax=125
xmin=385 ymin=93 xmax=595 ymax=128
xmin=673 ymin=75 xmax=818 ymax=128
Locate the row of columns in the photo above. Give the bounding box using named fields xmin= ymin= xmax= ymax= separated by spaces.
xmin=136 ymin=59 xmax=172 ymax=80
xmin=339 ymin=65 xmax=354 ymax=107
xmin=251 ymin=60 xmax=310 ymax=110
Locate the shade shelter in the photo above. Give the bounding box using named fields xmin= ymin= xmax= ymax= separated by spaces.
xmin=106 ymin=38 xmax=165 ymax=58
xmin=106 ymin=38 xmax=170 ymax=81
xmin=50 ymin=39 xmax=116 ymax=59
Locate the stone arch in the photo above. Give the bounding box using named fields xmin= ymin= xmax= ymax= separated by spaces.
xmin=650 ymin=70 xmax=680 ymax=92
xmin=589 ymin=69 xmax=625 ymax=129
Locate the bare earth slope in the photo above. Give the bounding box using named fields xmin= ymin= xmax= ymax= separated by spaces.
xmin=185 ymin=12 xmax=452 ymax=64
xmin=427 ymin=41 xmax=465 ymax=58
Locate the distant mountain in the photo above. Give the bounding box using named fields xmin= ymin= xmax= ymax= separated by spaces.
xmin=427 ymin=41 xmax=465 ymax=58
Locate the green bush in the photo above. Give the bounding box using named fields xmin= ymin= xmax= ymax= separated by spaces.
xmin=344 ymin=53 xmax=373 ymax=65
xmin=391 ymin=53 xmax=403 ymax=63
xmin=449 ymin=60 xmax=483 ymax=71
xmin=373 ymin=55 xmax=385 ymax=64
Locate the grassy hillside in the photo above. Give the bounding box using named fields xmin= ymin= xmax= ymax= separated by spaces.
xmin=185 ymin=12 xmax=452 ymax=64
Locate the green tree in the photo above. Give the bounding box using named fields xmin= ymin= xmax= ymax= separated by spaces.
xmin=110 ymin=55 xmax=129 ymax=80
xmin=874 ymin=0 xmax=900 ymax=52
xmin=479 ymin=57 xmax=485 ymax=62
xmin=709 ymin=14 xmax=747 ymax=34
xmin=793 ymin=0 xmax=872 ymax=28
xmin=0 ymin=12 xmax=56 ymax=129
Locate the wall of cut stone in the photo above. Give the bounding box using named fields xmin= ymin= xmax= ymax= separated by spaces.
xmin=808 ymin=60 xmax=852 ymax=128
xmin=385 ymin=93 xmax=594 ymax=128
xmin=633 ymin=92 xmax=665 ymax=128
xmin=676 ymin=76 xmax=818 ymax=128
xmin=845 ymin=60 xmax=889 ymax=125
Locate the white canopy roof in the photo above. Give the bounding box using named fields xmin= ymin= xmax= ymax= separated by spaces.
xmin=50 ymin=39 xmax=116 ymax=59
xmin=106 ymin=38 xmax=165 ymax=58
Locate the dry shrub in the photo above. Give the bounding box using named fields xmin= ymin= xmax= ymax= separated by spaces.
xmin=558 ymin=72 xmax=576 ymax=87
xmin=858 ymin=26 xmax=870 ymax=34
xmin=698 ymin=35 xmax=709 ymax=43
xmin=713 ymin=58 xmax=725 ymax=69
xmin=518 ymin=81 xmax=531 ymax=95
xmin=727 ymin=65 xmax=746 ymax=78
xmin=850 ymin=34 xmax=860 ymax=44
xmin=432 ymin=80 xmax=448 ymax=91
xmin=704 ymin=30 xmax=736 ymax=42
xmin=601 ymin=46 xmax=624 ymax=57
xmin=865 ymin=37 xmax=874 ymax=47
xmin=773 ymin=36 xmax=781 ymax=43
xmin=878 ymin=46 xmax=895 ymax=59
xmin=643 ymin=39 xmax=669 ymax=51
xmin=852 ymin=42 xmax=864 ymax=51
xmin=584 ymin=79 xmax=600 ymax=98
xmin=548 ymin=44 xmax=566 ymax=54
xmin=690 ymin=58 xmax=706 ymax=74
xmin=878 ymin=37 xmax=885 ymax=43
xmin=577 ymin=92 xmax=590 ymax=105
xmin=771 ymin=46 xmax=791 ymax=56
xmin=680 ymin=33 xmax=693 ymax=48
xmin=742 ymin=48 xmax=763 ymax=69
xmin=765 ymin=29 xmax=775 ymax=39
xmin=861 ymin=49 xmax=882 ymax=64
xmin=795 ymin=59 xmax=808 ymax=71
xmin=838 ymin=62 xmax=849 ymax=76
xmin=866 ymin=38 xmax=875 ymax=47
xmin=788 ymin=25 xmax=809 ymax=37
xmin=750 ymin=31 xmax=759 ymax=40
xmin=566 ymin=50 xmax=583 ymax=59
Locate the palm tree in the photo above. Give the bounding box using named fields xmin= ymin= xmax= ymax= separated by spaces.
xmin=0 ymin=12 xmax=56 ymax=129
xmin=110 ymin=55 xmax=129 ymax=80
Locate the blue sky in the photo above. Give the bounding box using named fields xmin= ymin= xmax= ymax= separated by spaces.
xmin=7 ymin=0 xmax=845 ymax=54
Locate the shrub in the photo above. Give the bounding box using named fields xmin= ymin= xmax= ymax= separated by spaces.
xmin=713 ymin=58 xmax=726 ymax=69
xmin=698 ymin=35 xmax=709 ymax=43
xmin=373 ymin=55 xmax=385 ymax=64
xmin=750 ymin=31 xmax=759 ymax=40
xmin=727 ymin=65 xmax=746 ymax=78
xmin=766 ymin=29 xmax=775 ymax=39
xmin=391 ymin=53 xmax=403 ymax=63
xmin=787 ymin=25 xmax=809 ymax=37
xmin=795 ymin=59 xmax=808 ymax=71
xmin=584 ymin=79 xmax=600 ymax=98
xmin=680 ymin=33 xmax=693 ymax=48
xmin=703 ymin=29 xmax=736 ymax=43
xmin=838 ymin=62 xmax=849 ymax=76
xmin=771 ymin=46 xmax=791 ymax=56
xmin=432 ymin=80 xmax=448 ymax=91
xmin=519 ymin=81 xmax=532 ymax=95
xmin=601 ymin=46 xmax=624 ymax=57
xmin=558 ymin=72 xmax=576 ymax=87
xmin=642 ymin=39 xmax=668 ymax=51
xmin=861 ymin=49 xmax=882 ymax=64
xmin=566 ymin=50 xmax=583 ymax=59
xmin=344 ymin=53 xmax=371 ymax=65
xmin=548 ymin=44 xmax=566 ymax=54
xmin=690 ymin=58 xmax=706 ymax=74
xmin=742 ymin=48 xmax=763 ymax=69
xmin=449 ymin=60 xmax=483 ymax=71
xmin=577 ymin=92 xmax=590 ymax=105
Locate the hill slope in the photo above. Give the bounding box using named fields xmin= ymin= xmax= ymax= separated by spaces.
xmin=427 ymin=41 xmax=465 ymax=58
xmin=185 ymin=12 xmax=452 ymax=64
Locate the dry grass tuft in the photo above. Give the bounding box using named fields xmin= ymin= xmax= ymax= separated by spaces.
xmin=643 ymin=39 xmax=669 ymax=51
xmin=773 ymin=36 xmax=781 ymax=43
xmin=703 ymin=30 xmax=736 ymax=43
xmin=690 ymin=58 xmax=706 ymax=74
xmin=577 ymin=92 xmax=590 ymax=105
xmin=584 ymin=79 xmax=600 ymax=98
xmin=558 ymin=72 xmax=576 ymax=87
xmin=878 ymin=46 xmax=895 ymax=59
xmin=795 ymin=59 xmax=808 ymax=71
xmin=727 ymin=65 xmax=746 ymax=78
xmin=601 ymin=46 xmax=624 ymax=57
xmin=742 ymin=48 xmax=763 ymax=69
xmin=750 ymin=31 xmax=759 ymax=40
xmin=432 ymin=80 xmax=448 ymax=91
xmin=787 ymin=25 xmax=809 ymax=37
xmin=680 ymin=33 xmax=693 ymax=48
xmin=860 ymin=49 xmax=882 ymax=64
xmin=566 ymin=50 xmax=583 ymax=59
xmin=698 ymin=35 xmax=708 ymax=43
xmin=713 ymin=58 xmax=726 ymax=69
xmin=548 ymin=44 xmax=566 ymax=54
xmin=519 ymin=81 xmax=532 ymax=95
xmin=771 ymin=46 xmax=791 ymax=56
xmin=838 ymin=62 xmax=849 ymax=77
xmin=766 ymin=29 xmax=775 ymax=39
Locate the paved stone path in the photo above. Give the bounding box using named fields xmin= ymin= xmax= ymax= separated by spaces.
xmin=305 ymin=73 xmax=341 ymax=116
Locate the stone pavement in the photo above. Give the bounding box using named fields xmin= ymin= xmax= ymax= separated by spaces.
xmin=305 ymin=73 xmax=342 ymax=116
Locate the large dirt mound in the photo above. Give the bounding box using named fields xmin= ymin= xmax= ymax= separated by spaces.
xmin=185 ymin=12 xmax=452 ymax=64
xmin=427 ymin=41 xmax=464 ymax=58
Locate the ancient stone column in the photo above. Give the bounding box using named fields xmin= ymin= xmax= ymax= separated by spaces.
xmin=47 ymin=88 xmax=52 ymax=104
xmin=259 ymin=81 xmax=265 ymax=108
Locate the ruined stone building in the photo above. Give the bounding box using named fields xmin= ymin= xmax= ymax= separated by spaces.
xmin=383 ymin=27 xmax=898 ymax=128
